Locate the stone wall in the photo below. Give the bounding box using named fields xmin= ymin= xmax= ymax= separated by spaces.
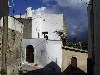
xmin=0 ymin=26 xmax=2 ymax=67
xmin=62 ymin=47 xmax=88 ymax=73
xmin=0 ymin=27 xmax=23 ymax=75
xmin=0 ymin=16 xmax=24 ymax=75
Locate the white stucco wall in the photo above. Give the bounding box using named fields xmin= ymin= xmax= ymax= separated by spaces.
xmin=26 ymin=7 xmax=32 ymax=18
xmin=46 ymin=41 xmax=62 ymax=68
xmin=0 ymin=16 xmax=24 ymax=33
xmin=14 ymin=7 xmax=66 ymax=41
xmin=32 ymin=14 xmax=64 ymax=40
xmin=22 ymin=38 xmax=46 ymax=66
xmin=22 ymin=39 xmax=62 ymax=71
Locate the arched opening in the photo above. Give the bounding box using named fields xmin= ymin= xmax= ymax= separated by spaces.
xmin=71 ymin=57 xmax=77 ymax=71
xmin=26 ymin=45 xmax=34 ymax=63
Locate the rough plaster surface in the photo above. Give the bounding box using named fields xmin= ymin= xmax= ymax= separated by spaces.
xmin=0 ymin=17 xmax=24 ymax=33
xmin=62 ymin=49 xmax=88 ymax=73
xmin=22 ymin=39 xmax=46 ymax=66
xmin=0 ymin=17 xmax=23 ymax=75
xmin=14 ymin=8 xmax=67 ymax=40
xmin=17 ymin=18 xmax=32 ymax=39
xmin=32 ymin=14 xmax=66 ymax=40
xmin=22 ymin=39 xmax=62 ymax=71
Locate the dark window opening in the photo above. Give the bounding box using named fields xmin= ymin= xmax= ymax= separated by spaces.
xmin=42 ymin=32 xmax=48 ymax=40
xmin=26 ymin=45 xmax=34 ymax=63
xmin=45 ymin=35 xmax=48 ymax=40
xmin=38 ymin=32 xmax=39 ymax=38
xmin=71 ymin=57 xmax=77 ymax=71
xmin=11 ymin=30 xmax=16 ymax=41
xmin=43 ymin=19 xmax=45 ymax=21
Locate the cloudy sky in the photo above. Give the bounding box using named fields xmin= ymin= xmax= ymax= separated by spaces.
xmin=9 ymin=0 xmax=90 ymax=42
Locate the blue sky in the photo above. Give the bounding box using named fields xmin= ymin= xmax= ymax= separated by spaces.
xmin=9 ymin=0 xmax=90 ymax=42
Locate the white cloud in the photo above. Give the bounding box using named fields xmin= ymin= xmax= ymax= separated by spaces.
xmin=32 ymin=6 xmax=56 ymax=15
xmin=32 ymin=7 xmax=46 ymax=15
xmin=71 ymin=31 xmax=76 ymax=36
xmin=41 ymin=0 xmax=90 ymax=7
xmin=70 ymin=25 xmax=78 ymax=36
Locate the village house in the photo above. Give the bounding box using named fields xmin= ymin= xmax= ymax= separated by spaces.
xmin=15 ymin=7 xmax=88 ymax=75
xmin=19 ymin=7 xmax=67 ymax=72
xmin=0 ymin=16 xmax=24 ymax=75
xmin=0 ymin=7 xmax=88 ymax=75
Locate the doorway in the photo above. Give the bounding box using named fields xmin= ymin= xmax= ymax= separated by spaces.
xmin=71 ymin=57 xmax=77 ymax=71
xmin=26 ymin=45 xmax=34 ymax=63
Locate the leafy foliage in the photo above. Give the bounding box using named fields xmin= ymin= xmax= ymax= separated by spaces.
xmin=68 ymin=42 xmax=88 ymax=50
xmin=81 ymin=42 xmax=88 ymax=50
xmin=54 ymin=30 xmax=67 ymax=41
xmin=54 ymin=30 xmax=67 ymax=46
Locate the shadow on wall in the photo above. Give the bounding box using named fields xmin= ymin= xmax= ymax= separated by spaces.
xmin=24 ymin=62 xmax=87 ymax=75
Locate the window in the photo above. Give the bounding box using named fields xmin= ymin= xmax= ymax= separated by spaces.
xmin=38 ymin=32 xmax=39 ymax=38
xmin=42 ymin=32 xmax=48 ymax=40
xmin=43 ymin=19 xmax=45 ymax=21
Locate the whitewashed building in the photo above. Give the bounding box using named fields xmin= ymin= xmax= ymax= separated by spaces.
xmin=32 ymin=14 xmax=66 ymax=40
xmin=0 ymin=16 xmax=24 ymax=33
xmin=15 ymin=7 xmax=67 ymax=72
xmin=22 ymin=39 xmax=62 ymax=72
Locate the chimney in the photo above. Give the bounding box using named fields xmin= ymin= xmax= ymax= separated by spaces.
xmin=26 ymin=7 xmax=32 ymax=18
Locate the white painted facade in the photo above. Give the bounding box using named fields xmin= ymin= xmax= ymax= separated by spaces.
xmin=22 ymin=39 xmax=62 ymax=71
xmin=32 ymin=14 xmax=65 ymax=40
xmin=14 ymin=7 xmax=66 ymax=40
xmin=26 ymin=7 xmax=32 ymax=18
xmin=14 ymin=7 xmax=66 ymax=71
xmin=0 ymin=16 xmax=24 ymax=33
